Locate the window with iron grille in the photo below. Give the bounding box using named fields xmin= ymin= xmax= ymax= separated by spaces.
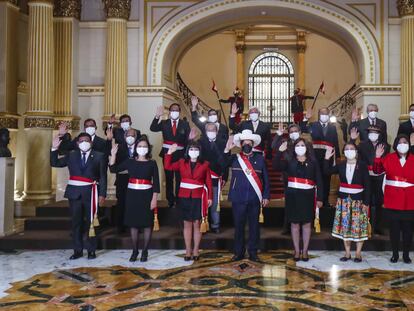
xmin=248 ymin=52 xmax=294 ymax=123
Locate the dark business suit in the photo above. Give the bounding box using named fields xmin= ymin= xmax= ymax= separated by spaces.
xmin=150 ymin=117 xmax=190 ymax=206
xmin=191 ymin=111 xmax=229 ymax=142
xmin=300 ymin=120 xmax=340 ymax=207
xmin=50 ymin=149 xmax=107 ymax=252
xmin=350 ymin=117 xmax=388 ymax=143
xmin=225 ymin=152 xmax=270 ymax=258
xmin=398 ymin=120 xmax=414 ymax=137
xmin=229 ymin=117 xmax=272 ymax=158
xmin=59 ymin=133 xmax=110 ymax=157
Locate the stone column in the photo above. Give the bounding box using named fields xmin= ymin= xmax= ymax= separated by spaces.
xmin=0 ymin=0 xmax=20 ymax=143
xmin=296 ymin=31 xmax=307 ymax=91
xmin=53 ymin=0 xmax=81 ymax=130
xmin=102 ymin=0 xmax=130 ymax=122
xmin=24 ymin=0 xmax=55 ymax=201
xmin=398 ymin=0 xmax=414 ymax=120
xmin=235 ymin=30 xmax=246 ymax=94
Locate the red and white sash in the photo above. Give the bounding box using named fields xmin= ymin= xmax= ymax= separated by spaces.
xmin=162 ymin=140 xmax=184 ymax=150
xmin=313 ymin=140 xmax=335 ymax=164
xmin=180 ymin=178 xmax=209 ymax=218
xmin=339 ymin=183 xmax=364 ymax=194
xmin=211 ymin=170 xmax=222 ymax=205
xmin=68 ymin=176 xmax=99 ymax=227
xmin=367 ymin=165 xmax=384 ymax=177
xmin=236 ymin=154 xmax=263 ymax=202
xmin=384 ymin=175 xmax=414 ymax=188
xmin=128 ymin=178 xmax=152 ymax=190
xmin=287 ymin=177 xmax=315 ymax=190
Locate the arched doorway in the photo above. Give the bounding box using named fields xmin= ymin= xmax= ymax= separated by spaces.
xmin=248 ymin=52 xmax=294 ymax=123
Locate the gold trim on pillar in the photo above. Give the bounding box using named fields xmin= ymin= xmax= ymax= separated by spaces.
xmin=398 ymin=0 xmax=414 ymax=16
xmin=0 ymin=113 xmax=20 ymax=129
xmin=103 ymin=0 xmax=131 ymax=19
xmin=24 ymin=116 xmax=55 ymax=129
xmin=54 ymin=115 xmax=80 ymax=130
xmin=53 ymin=0 xmax=81 ymax=19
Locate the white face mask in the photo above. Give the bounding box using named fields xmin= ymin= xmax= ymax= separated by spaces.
xmin=295 ymin=146 xmax=307 ymax=156
xmin=136 ymin=147 xmax=148 ymax=156
xmin=410 ymin=111 xmax=414 ymax=120
xmin=368 ymin=111 xmax=377 ymax=119
xmin=188 ymin=150 xmax=199 ymax=159
xmin=289 ymin=132 xmax=300 ymax=141
xmin=368 ymin=133 xmax=379 ymax=142
xmin=85 ymin=127 xmax=96 ymax=137
xmin=121 ymin=122 xmax=130 ymax=131
xmin=344 ymin=149 xmax=357 ymax=160
xmin=125 ymin=136 xmax=135 ymax=146
xmin=206 ymin=131 xmax=217 ymax=140
xmin=397 ymin=143 xmax=409 ymax=154
xmin=250 ymin=113 xmax=259 ymax=122
xmin=79 ymin=141 xmax=91 ymax=152
xmin=170 ymin=111 xmax=180 ymax=120
xmin=208 ymin=115 xmax=218 ymax=123
xmin=319 ymin=114 xmax=329 ymax=123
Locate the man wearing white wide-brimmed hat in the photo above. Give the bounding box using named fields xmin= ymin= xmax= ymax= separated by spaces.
xmin=223 ymin=129 xmax=270 ymax=262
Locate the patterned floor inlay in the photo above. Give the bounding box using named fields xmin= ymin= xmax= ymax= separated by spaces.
xmin=1 ymin=251 xmax=414 ymax=310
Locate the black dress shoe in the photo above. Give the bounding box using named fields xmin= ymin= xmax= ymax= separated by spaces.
xmin=87 ymin=251 xmax=96 ymax=260
xmin=354 ymin=257 xmax=362 ymax=263
xmin=403 ymin=254 xmax=412 ymax=264
xmin=192 ymin=255 xmax=200 ymax=261
xmin=140 ymin=250 xmax=148 ymax=262
xmin=340 ymin=256 xmax=351 ymax=262
xmin=184 ymin=256 xmax=192 ymax=261
xmin=302 ymin=256 xmax=309 ymax=262
xmin=231 ymin=255 xmax=244 ymax=261
xmin=390 ymin=255 xmax=399 ymax=263
xmin=69 ymin=251 xmax=83 ymax=260
xmin=129 ymin=250 xmax=139 ymax=262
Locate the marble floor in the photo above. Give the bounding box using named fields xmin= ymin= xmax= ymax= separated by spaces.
xmin=0 ymin=250 xmax=414 ymax=310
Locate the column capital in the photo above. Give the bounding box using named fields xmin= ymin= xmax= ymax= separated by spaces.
xmin=28 ymin=0 xmax=54 ymax=4
xmin=398 ymin=0 xmax=414 ymax=16
xmin=235 ymin=44 xmax=245 ymax=53
xmin=103 ymin=0 xmax=131 ymax=20
xmin=53 ymin=0 xmax=81 ymax=19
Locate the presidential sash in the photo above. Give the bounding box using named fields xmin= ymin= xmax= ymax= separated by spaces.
xmin=236 ymin=154 xmax=263 ymax=202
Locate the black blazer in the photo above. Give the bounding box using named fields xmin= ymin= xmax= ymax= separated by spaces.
xmin=191 ymin=111 xmax=229 ymax=142
xmin=50 ymin=150 xmax=107 ymax=199
xmin=324 ymin=159 xmax=370 ymax=205
xmin=59 ymin=133 xmax=110 ymax=157
xmin=357 ymin=140 xmax=390 ymax=167
xmin=397 ymin=120 xmax=414 ymax=137
xmin=150 ymin=117 xmax=190 ymax=160
xmin=229 ymin=117 xmax=272 ymax=156
xmin=349 ymin=117 xmax=388 ymax=143
xmin=300 ymin=120 xmax=340 ymax=164
xmin=199 ymin=136 xmax=227 ymax=184
xmin=274 ymin=151 xmax=323 ymax=201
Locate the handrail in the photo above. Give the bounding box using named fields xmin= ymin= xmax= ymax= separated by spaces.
xmin=328 ymin=83 xmax=357 ymax=118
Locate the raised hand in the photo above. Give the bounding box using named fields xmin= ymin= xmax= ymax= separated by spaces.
xmin=52 ymin=135 xmax=62 ymax=149
xmin=305 ymin=107 xmax=312 ymax=120
xmin=167 ymin=143 xmax=178 ymax=155
xmin=375 ymin=143 xmax=385 ymax=158
xmin=351 ymin=106 xmax=359 ymax=122
xmin=225 ymin=135 xmax=235 ymax=151
xmin=279 ymin=141 xmax=288 ymax=152
xmin=231 ymin=103 xmax=239 ymax=116
xmin=58 ymin=122 xmax=68 ymax=137
xmin=106 ymin=127 xmax=113 ymax=141
xmin=110 ymin=142 xmax=118 ymax=157
xmin=191 ymin=96 xmax=198 ymax=111
xmin=155 ymin=106 xmax=164 ymax=118
xmin=350 ymin=127 xmax=359 ymax=140
xmin=276 ymin=122 xmax=284 ymax=136
xmin=325 ymin=146 xmax=335 ymax=160
xmin=188 ymin=127 xmax=198 ymax=140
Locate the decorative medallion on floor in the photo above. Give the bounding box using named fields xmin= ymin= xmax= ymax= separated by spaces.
xmin=0 ymin=251 xmax=413 ymax=310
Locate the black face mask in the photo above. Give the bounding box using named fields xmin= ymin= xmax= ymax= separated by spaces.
xmin=242 ymin=144 xmax=253 ymax=154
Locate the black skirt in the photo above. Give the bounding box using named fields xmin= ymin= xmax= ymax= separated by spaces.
xmin=124 ymin=188 xmax=154 ymax=229
xmin=285 ymin=188 xmax=315 ymax=223
xmin=178 ymin=197 xmax=202 ymax=221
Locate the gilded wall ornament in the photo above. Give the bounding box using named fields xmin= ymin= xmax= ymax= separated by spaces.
xmin=103 ymin=0 xmax=131 ymax=20
xmin=24 ymin=117 xmax=55 ymax=129
xmin=398 ymin=0 xmax=414 ymax=16
xmin=53 ymin=0 xmax=81 ymax=19
xmin=54 ymin=119 xmax=80 ymax=131
xmin=0 ymin=116 xmax=19 ymax=130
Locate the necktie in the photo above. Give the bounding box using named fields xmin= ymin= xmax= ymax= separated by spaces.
xmin=81 ymin=152 xmax=86 ymax=168
xmin=172 ymin=120 xmax=177 ymax=136
xmin=129 ymin=148 xmax=133 ymax=157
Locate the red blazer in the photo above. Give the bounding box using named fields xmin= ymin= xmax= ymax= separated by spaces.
xmin=164 ymin=154 xmax=213 ymax=200
xmin=374 ymin=153 xmax=414 ymax=211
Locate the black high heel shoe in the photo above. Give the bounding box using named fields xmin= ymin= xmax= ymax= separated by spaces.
xmin=403 ymin=253 xmax=411 ymax=264
xmin=184 ymin=255 xmax=192 ymax=261
xmin=390 ymin=253 xmax=399 ymax=263
xmin=302 ymin=252 xmax=309 ymax=262
xmin=340 ymin=255 xmax=351 ymax=262
xmin=293 ymin=252 xmax=300 ymax=262
xmin=192 ymin=255 xmax=200 ymax=261
xmin=129 ymin=250 xmax=139 ymax=262
xmin=140 ymin=250 xmax=148 ymax=262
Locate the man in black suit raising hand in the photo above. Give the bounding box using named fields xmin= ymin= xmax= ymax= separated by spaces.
xmin=50 ymin=133 xmax=107 ymax=260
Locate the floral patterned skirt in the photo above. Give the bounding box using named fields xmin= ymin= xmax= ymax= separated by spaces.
xmin=332 ymin=197 xmax=369 ymax=242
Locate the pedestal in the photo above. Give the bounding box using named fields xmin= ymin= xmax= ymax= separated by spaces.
xmin=0 ymin=157 xmax=15 ymax=236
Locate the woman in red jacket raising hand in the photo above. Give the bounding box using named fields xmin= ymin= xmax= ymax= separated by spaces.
xmin=164 ymin=140 xmax=213 ymax=261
